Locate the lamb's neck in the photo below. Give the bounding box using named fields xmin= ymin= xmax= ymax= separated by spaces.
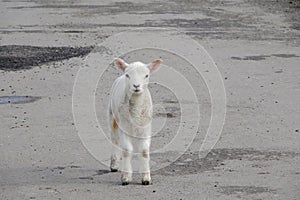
xmin=127 ymin=91 xmax=151 ymax=126
xmin=128 ymin=91 xmax=147 ymax=107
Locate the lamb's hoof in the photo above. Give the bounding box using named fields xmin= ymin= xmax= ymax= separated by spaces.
xmin=122 ymin=181 xmax=129 ymax=186
xmin=110 ymin=168 xmax=118 ymax=172
xmin=121 ymin=173 xmax=132 ymax=185
xmin=142 ymin=180 xmax=151 ymax=185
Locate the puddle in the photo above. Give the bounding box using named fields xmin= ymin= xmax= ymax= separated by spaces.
xmin=0 ymin=96 xmax=41 ymax=104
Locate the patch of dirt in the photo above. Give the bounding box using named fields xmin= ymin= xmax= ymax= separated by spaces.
xmin=231 ymin=54 xmax=299 ymax=61
xmin=246 ymin=0 xmax=300 ymax=30
xmin=4 ymin=0 xmax=300 ymax=42
xmin=231 ymin=55 xmax=270 ymax=61
xmin=147 ymin=18 xmax=253 ymax=29
xmin=0 ymin=166 xmax=111 ymax=186
xmin=155 ymin=112 xmax=176 ymax=118
xmin=155 ymin=148 xmax=299 ymax=176
xmin=218 ymin=185 xmax=276 ymax=195
xmin=0 ymin=45 xmax=93 ymax=71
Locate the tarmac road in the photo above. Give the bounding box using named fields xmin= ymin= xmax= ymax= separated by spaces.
xmin=0 ymin=0 xmax=299 ymax=199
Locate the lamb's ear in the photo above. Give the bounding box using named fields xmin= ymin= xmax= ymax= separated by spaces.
xmin=114 ymin=58 xmax=128 ymax=71
xmin=148 ymin=59 xmax=162 ymax=73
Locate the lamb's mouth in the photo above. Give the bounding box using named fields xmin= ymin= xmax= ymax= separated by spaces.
xmin=133 ymin=89 xmax=141 ymax=93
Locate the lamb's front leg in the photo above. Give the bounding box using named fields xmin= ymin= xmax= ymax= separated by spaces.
xmin=139 ymin=138 xmax=151 ymax=185
xmin=120 ymin=133 xmax=133 ymax=185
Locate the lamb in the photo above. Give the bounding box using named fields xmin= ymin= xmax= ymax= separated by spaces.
xmin=108 ymin=58 xmax=162 ymax=185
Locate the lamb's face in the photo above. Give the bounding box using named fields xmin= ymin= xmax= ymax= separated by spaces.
xmin=115 ymin=58 xmax=162 ymax=95
xmin=124 ymin=63 xmax=150 ymax=94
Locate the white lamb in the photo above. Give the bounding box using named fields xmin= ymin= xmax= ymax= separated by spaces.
xmin=108 ymin=58 xmax=162 ymax=185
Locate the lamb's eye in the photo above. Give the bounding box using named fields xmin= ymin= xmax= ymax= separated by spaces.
xmin=145 ymin=74 xmax=149 ymax=78
xmin=126 ymin=74 xmax=130 ymax=78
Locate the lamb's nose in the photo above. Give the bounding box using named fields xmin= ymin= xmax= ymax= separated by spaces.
xmin=133 ymin=84 xmax=140 ymax=88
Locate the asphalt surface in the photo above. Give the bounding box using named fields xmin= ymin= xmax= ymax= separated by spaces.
xmin=0 ymin=0 xmax=299 ymax=199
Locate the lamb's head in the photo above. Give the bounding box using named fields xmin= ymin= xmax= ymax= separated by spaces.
xmin=115 ymin=58 xmax=162 ymax=94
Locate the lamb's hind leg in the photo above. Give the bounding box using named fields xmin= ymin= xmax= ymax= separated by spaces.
xmin=110 ymin=111 xmax=120 ymax=172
